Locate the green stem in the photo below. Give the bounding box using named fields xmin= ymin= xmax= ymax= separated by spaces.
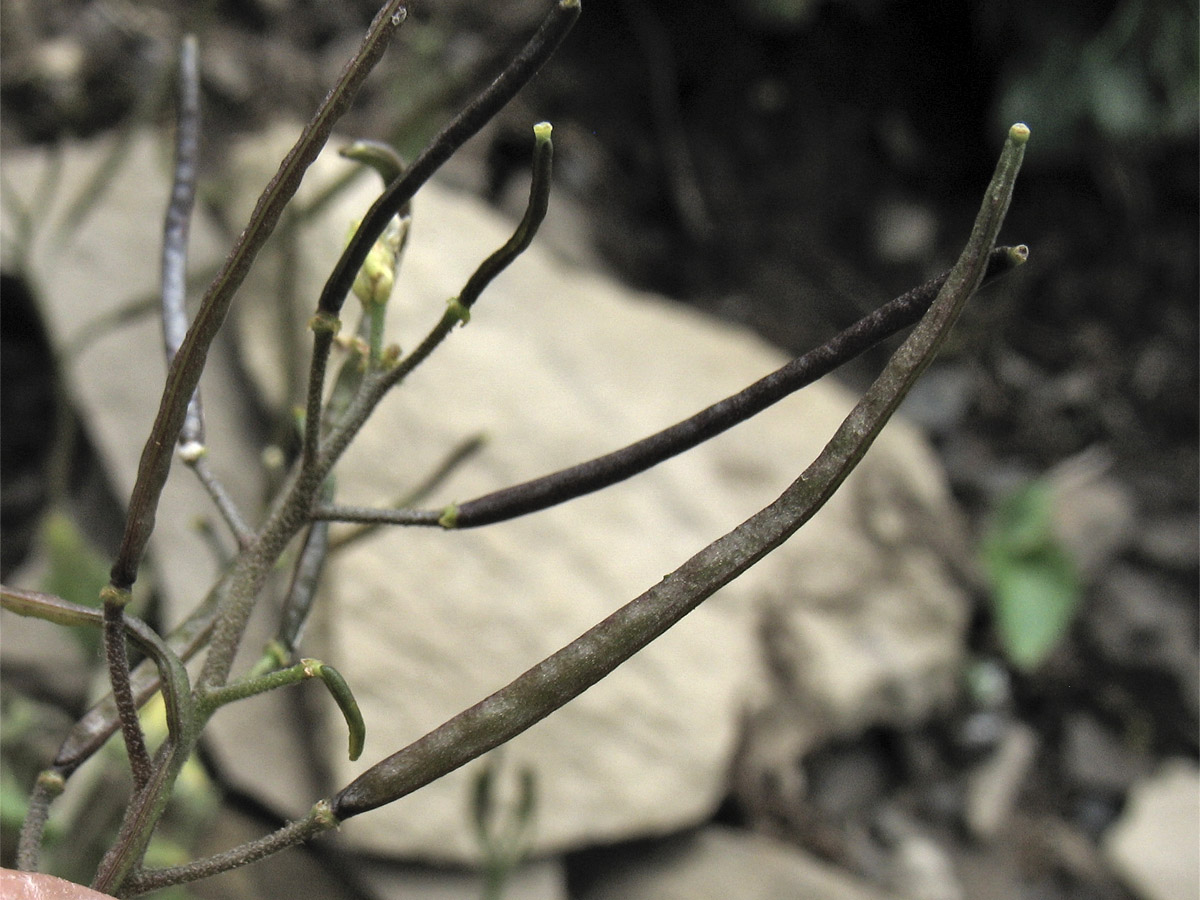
xmin=198 ymin=660 xmax=316 ymax=713
xmin=197 ymin=658 xmax=363 ymax=761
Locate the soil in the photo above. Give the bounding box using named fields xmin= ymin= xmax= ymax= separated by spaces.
xmin=2 ymin=2 xmax=1196 ymax=899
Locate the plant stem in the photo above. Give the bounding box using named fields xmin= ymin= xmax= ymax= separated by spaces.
xmin=328 ymin=433 xmax=486 ymax=551
xmin=312 ymin=245 xmax=1027 ymax=530
xmin=15 ymin=772 xmax=63 ymax=872
xmin=161 ymin=33 xmax=204 ymax=451
xmin=315 ymin=123 xmax=558 ymax=478
xmin=273 ymin=493 xmax=334 ymax=656
xmin=315 ymin=1 xmax=579 ymax=319
xmin=199 ymin=1 xmax=574 ymax=700
xmin=330 ymin=124 xmax=1028 ymax=821
xmin=48 ymin=576 xmax=222 ymax=775
xmin=120 ymin=802 xmax=340 ymax=896
xmin=101 ymin=589 xmax=152 ymax=792
xmin=91 ymin=738 xmax=191 ymax=894
xmin=108 ymin=0 xmax=407 ymax=592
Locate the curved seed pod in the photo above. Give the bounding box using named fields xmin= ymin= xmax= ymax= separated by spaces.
xmin=339 ymin=139 xmax=407 ymax=185
xmin=311 ymin=244 xmax=1029 ymax=532
xmin=304 ymin=659 xmax=366 ymax=761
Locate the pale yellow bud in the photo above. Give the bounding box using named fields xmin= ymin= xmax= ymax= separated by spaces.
xmin=349 ymin=215 xmax=407 ymax=307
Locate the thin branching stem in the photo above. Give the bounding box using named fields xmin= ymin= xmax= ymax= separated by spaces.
xmin=316 ymin=1 xmax=578 ymax=319
xmin=0 ymin=589 xmax=195 ymax=761
xmin=94 ymin=33 xmax=204 ymax=805
xmin=108 ymin=0 xmax=408 ymax=592
xmin=121 ymin=802 xmax=340 ymax=896
xmin=49 ymin=574 xmax=223 ymax=775
xmin=312 ymin=245 xmax=1027 ymax=530
xmin=301 ymin=6 xmax=570 ymax=477
xmin=302 ymin=324 xmax=339 ymax=477
xmin=2 ymin=588 xmax=187 ymax=868
xmin=2 ymin=586 xmax=195 ymax=875
xmin=272 ymin=479 xmax=335 ymax=659
xmin=188 ymin=453 xmax=254 ymax=545
xmin=225 ymin=121 xmax=554 ymax=694
xmin=316 ymin=123 xmax=557 ymax=478
xmin=328 ymin=433 xmax=487 ymax=551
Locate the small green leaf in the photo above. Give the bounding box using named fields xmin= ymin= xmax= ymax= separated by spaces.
xmin=982 ymin=482 xmax=1083 ymax=671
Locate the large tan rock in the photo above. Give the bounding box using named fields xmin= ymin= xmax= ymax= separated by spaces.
xmin=3 ymin=125 xmax=970 ymax=866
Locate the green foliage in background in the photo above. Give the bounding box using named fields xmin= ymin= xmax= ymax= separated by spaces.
xmin=39 ymin=510 xmax=112 ymax=656
xmin=995 ymin=0 xmax=1198 ymax=154
xmin=38 ymin=511 xmax=110 ymax=609
xmin=982 ymin=480 xmax=1083 ymax=671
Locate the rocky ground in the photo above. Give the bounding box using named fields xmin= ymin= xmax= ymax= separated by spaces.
xmin=1 ymin=2 xmax=1196 ymax=900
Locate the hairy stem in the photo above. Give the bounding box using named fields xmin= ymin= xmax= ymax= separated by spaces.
xmin=121 ymin=802 xmax=340 ymax=896
xmin=101 ymin=589 xmax=152 ymax=792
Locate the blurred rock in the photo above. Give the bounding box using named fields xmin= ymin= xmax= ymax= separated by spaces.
xmin=807 ymin=742 xmax=892 ymax=819
xmin=573 ymin=825 xmax=899 ymax=900
xmin=1136 ymin=512 xmax=1200 ymax=573
xmin=952 ymin=843 xmax=1027 ymax=900
xmin=1103 ymin=759 xmax=1200 ymax=900
xmin=1088 ymin=564 xmax=1200 ymax=719
xmin=873 ymin=198 xmax=938 ymax=266
xmin=875 ymin=811 xmax=963 ymax=900
xmin=964 ymin=721 xmax=1037 ymax=841
xmin=1045 ymin=449 xmax=1137 ymax=583
xmin=1062 ymin=712 xmax=1142 ymax=796
xmin=0 ymin=273 xmax=57 ymax=578
xmin=191 ymin=805 xmax=568 ymax=900
xmin=0 ymin=134 xmax=261 ymax=609
xmin=353 ymin=858 xmax=566 ymax=900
